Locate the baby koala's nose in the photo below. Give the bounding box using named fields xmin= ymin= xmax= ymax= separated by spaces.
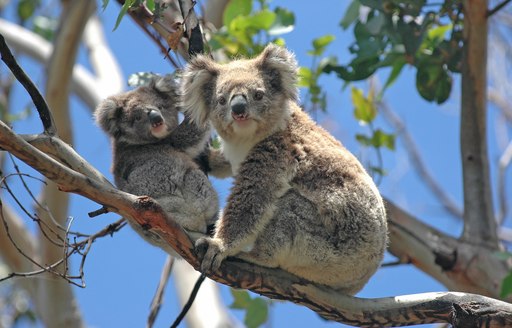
xmin=230 ymin=95 xmax=247 ymax=115
xmin=148 ymin=109 xmax=163 ymax=125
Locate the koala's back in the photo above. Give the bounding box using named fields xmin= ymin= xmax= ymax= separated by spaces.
xmin=235 ymin=106 xmax=387 ymax=294
xmin=114 ymin=142 xmax=218 ymax=234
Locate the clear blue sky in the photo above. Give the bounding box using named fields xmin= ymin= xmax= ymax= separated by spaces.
xmin=4 ymin=1 xmax=510 ymax=327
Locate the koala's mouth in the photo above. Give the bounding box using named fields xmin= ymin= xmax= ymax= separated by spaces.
xmin=231 ymin=112 xmax=249 ymax=122
xmin=151 ymin=121 xmax=163 ymax=129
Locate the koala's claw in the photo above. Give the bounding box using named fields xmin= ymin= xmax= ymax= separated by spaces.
xmin=195 ymin=237 xmax=226 ymax=272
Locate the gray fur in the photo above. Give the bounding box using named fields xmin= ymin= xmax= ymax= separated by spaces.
xmin=181 ymin=44 xmax=388 ymax=294
xmin=95 ymin=75 xmax=218 ymax=255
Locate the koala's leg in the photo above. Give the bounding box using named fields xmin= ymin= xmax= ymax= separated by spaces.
xmin=181 ymin=168 xmax=219 ymax=224
xmin=235 ymin=189 xmax=313 ymax=267
xmin=236 ymin=189 xmax=381 ymax=294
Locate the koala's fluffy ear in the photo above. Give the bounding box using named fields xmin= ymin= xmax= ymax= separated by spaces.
xmin=256 ymin=43 xmax=299 ymax=103
xmin=180 ymin=55 xmax=219 ymax=126
xmin=151 ymin=74 xmax=177 ymax=95
xmin=94 ymin=98 xmax=123 ymax=138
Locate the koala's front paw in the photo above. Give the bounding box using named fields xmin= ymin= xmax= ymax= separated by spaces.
xmin=195 ymin=237 xmax=227 ymax=272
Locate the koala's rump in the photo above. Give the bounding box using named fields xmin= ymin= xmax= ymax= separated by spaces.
xmin=237 ymin=188 xmax=385 ymax=294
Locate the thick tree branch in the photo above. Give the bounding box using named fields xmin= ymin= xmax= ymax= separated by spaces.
xmin=0 ymin=18 xmax=120 ymax=109
xmin=386 ymin=201 xmax=511 ymax=300
xmin=460 ymin=0 xmax=499 ymax=248
xmin=36 ymin=2 xmax=95 ymax=327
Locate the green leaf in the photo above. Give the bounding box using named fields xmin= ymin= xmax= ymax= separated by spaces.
xmin=340 ymin=0 xmax=360 ymax=30
xmin=501 ymin=271 xmax=512 ymax=298
xmin=268 ymin=7 xmax=295 ymax=35
xmin=249 ymin=9 xmax=276 ymax=30
xmin=146 ymin=0 xmax=155 ymax=12
xmin=33 ymin=16 xmax=58 ymax=41
xmin=113 ymin=0 xmax=136 ymax=31
xmin=370 ymin=165 xmax=386 ymax=176
xmin=372 ymin=129 xmax=395 ymax=150
xmin=297 ymin=67 xmax=312 ymax=87
xmin=230 ymin=289 xmax=252 ymax=309
xmin=244 ymin=298 xmax=268 ymax=328
xmin=313 ymin=34 xmax=335 ymax=51
xmin=382 ymin=57 xmax=406 ymax=92
xmin=101 ymin=0 xmax=109 ymax=11
xmin=366 ymin=13 xmax=385 ymax=35
xmin=223 ymin=0 xmax=252 ymax=27
xmin=324 ymin=55 xmax=379 ymax=81
xmin=416 ymin=63 xmax=452 ymax=104
xmin=17 ymin=0 xmax=38 ymax=22
xmin=211 ymin=136 xmax=222 ymax=149
xmin=426 ymin=24 xmax=452 ymax=43
xmin=356 ymin=134 xmax=373 ymax=147
xmin=351 ymin=87 xmax=376 ymax=123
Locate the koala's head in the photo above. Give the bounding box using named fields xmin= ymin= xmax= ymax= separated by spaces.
xmin=180 ymin=44 xmax=299 ymax=141
xmin=95 ymin=75 xmax=179 ymax=145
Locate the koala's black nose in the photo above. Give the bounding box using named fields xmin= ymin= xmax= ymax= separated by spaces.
xmin=230 ymin=95 xmax=247 ymax=115
xmin=148 ymin=109 xmax=163 ymax=125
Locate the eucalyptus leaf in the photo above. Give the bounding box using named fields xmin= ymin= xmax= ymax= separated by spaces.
xmin=501 ymin=271 xmax=512 ymax=298
xmin=223 ymin=0 xmax=252 ymax=27
xmin=268 ymin=7 xmax=295 ymax=35
xmin=244 ymin=298 xmax=269 ymax=328
xmin=102 ymin=0 xmax=109 ymax=11
xmin=230 ymin=289 xmax=252 ymax=309
xmin=351 ymin=87 xmax=376 ymax=123
xmin=340 ymin=0 xmax=360 ymax=30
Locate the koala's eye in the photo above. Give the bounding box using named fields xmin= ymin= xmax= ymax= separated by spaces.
xmin=218 ymin=96 xmax=227 ymax=106
xmin=134 ymin=113 xmax=142 ymax=121
xmin=254 ymin=90 xmax=264 ymax=101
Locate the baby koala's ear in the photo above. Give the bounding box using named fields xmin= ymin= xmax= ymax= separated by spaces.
xmin=179 ymin=55 xmax=219 ymax=127
xmin=94 ymin=98 xmax=124 ymax=138
xmin=152 ymin=74 xmax=178 ymax=94
xmin=256 ymin=43 xmax=299 ymax=102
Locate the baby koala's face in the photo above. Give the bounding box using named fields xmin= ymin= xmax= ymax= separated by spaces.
xmin=95 ymin=77 xmax=179 ymax=145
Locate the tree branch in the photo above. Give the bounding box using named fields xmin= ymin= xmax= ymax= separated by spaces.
xmin=460 ymin=0 xmax=499 ymax=248
xmin=37 ymin=2 xmax=96 ymax=327
xmin=0 ymin=34 xmax=56 ymax=135
xmin=379 ymin=101 xmax=463 ymax=219
xmin=147 ymin=256 xmax=174 ymax=328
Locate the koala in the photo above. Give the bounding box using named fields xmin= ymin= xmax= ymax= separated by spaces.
xmin=180 ymin=44 xmax=388 ymax=295
xmin=95 ymin=75 xmax=218 ymax=255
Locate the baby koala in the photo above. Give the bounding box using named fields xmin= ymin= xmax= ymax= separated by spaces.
xmin=181 ymin=44 xmax=388 ymax=294
xmin=95 ymin=75 xmax=218 ymax=255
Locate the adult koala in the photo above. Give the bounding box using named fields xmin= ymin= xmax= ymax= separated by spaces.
xmin=180 ymin=44 xmax=388 ymax=295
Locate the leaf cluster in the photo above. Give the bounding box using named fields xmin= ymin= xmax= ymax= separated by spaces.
xmin=327 ymin=0 xmax=463 ymax=104
xmin=209 ymin=0 xmax=295 ymax=57
xmin=230 ymin=289 xmax=269 ymax=328
xmin=14 ymin=0 xmax=58 ymax=41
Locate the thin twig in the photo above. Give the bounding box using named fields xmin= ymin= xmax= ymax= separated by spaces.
xmin=0 ymin=33 xmax=56 ymax=135
xmin=378 ymin=100 xmax=463 ymax=219
xmin=147 ymin=256 xmax=175 ymax=328
xmin=488 ymin=0 xmax=512 ymax=17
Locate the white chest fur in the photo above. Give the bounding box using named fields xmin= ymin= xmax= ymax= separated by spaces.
xmin=222 ymin=140 xmax=255 ymax=174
